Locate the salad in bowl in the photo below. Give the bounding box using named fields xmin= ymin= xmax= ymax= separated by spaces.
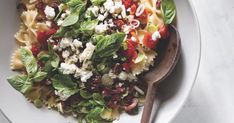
xmin=8 ymin=0 xmax=176 ymax=122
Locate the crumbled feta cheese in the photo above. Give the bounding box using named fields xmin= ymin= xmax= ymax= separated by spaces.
xmin=62 ymin=50 xmax=70 ymax=58
xmin=104 ymin=0 xmax=114 ymax=11
xmin=100 ymin=6 xmax=105 ymax=14
xmin=60 ymin=63 xmax=77 ymax=74
xmin=73 ymin=39 xmax=83 ymax=48
xmin=60 ymin=38 xmax=72 ymax=49
xmin=95 ymin=23 xmax=108 ymax=33
xmin=97 ymin=14 xmax=105 ymax=21
xmin=65 ymin=54 xmax=78 ymax=63
xmin=44 ymin=6 xmax=55 ymax=19
xmin=80 ymin=71 xmax=93 ymax=82
xmin=61 ymin=13 xmax=67 ymax=19
xmin=152 ymin=31 xmax=161 ymax=41
xmin=57 ymin=19 xmax=64 ymax=26
xmin=131 ymin=36 xmax=137 ymax=42
xmin=121 ymin=6 xmax=126 ymax=18
xmin=79 ymin=42 xmax=96 ymax=61
xmin=127 ymin=8 xmax=131 ymax=12
xmin=113 ymin=54 xmax=118 ymax=59
xmin=46 ymin=21 xmax=52 ymax=27
xmin=53 ymin=45 xmax=59 ymax=50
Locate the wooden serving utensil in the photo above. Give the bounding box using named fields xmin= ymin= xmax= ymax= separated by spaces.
xmin=140 ymin=25 xmax=181 ymax=123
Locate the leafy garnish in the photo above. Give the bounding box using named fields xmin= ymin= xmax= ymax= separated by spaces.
xmin=19 ymin=47 xmax=37 ymax=76
xmin=79 ymin=20 xmax=99 ymax=36
xmin=91 ymin=0 xmax=106 ymax=5
xmin=93 ymin=33 xmax=126 ymax=58
xmin=162 ymin=0 xmax=176 ymax=24
xmin=7 ymin=75 xmax=32 ymax=94
xmin=52 ymin=74 xmax=79 ymax=99
xmin=32 ymin=72 xmax=47 ymax=82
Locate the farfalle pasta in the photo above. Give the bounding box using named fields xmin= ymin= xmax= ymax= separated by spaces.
xmin=8 ymin=0 xmax=176 ymax=122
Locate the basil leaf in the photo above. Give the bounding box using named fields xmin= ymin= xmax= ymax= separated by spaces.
xmin=7 ymin=75 xmax=32 ymax=94
xmin=19 ymin=47 xmax=37 ymax=75
xmin=91 ymin=0 xmax=106 ymax=5
xmin=86 ymin=106 xmax=104 ymax=121
xmin=62 ymin=13 xmax=79 ymax=27
xmin=92 ymin=93 xmax=105 ymax=106
xmin=52 ymin=74 xmax=79 ymax=99
xmin=79 ymin=20 xmax=99 ymax=36
xmin=48 ymin=44 xmax=60 ymax=68
xmin=80 ymin=90 xmax=93 ymax=99
xmin=67 ymin=0 xmax=84 ymax=8
xmin=162 ymin=0 xmax=176 ymax=24
xmin=37 ymin=51 xmax=50 ymax=62
xmin=32 ymin=71 xmax=47 ymax=82
xmin=94 ymin=33 xmax=126 ymax=58
xmin=62 ymin=3 xmax=86 ymax=27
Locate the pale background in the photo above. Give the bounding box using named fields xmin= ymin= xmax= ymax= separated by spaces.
xmin=172 ymin=0 xmax=234 ymax=123
xmin=1 ymin=0 xmax=234 ymax=123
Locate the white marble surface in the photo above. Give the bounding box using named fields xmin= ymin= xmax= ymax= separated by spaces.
xmin=172 ymin=0 xmax=234 ymax=123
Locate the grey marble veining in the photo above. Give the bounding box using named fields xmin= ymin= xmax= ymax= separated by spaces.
xmin=173 ymin=0 xmax=234 ymax=123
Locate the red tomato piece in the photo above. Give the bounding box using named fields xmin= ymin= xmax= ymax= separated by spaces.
xmin=143 ymin=32 xmax=159 ymax=49
xmin=31 ymin=45 xmax=41 ymax=56
xmin=159 ymin=24 xmax=170 ymax=39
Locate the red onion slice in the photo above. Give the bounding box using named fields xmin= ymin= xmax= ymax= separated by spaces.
xmin=130 ymin=19 xmax=140 ymax=28
xmin=124 ymin=98 xmax=138 ymax=112
xmin=135 ymin=4 xmax=145 ymax=17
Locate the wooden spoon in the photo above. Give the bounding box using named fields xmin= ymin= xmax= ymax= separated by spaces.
xmin=140 ymin=25 xmax=181 ymax=123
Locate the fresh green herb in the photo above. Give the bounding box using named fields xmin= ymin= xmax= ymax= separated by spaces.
xmin=80 ymin=90 xmax=93 ymax=99
xmin=93 ymin=33 xmax=126 ymax=58
xmin=52 ymin=74 xmax=79 ymax=99
xmin=7 ymin=75 xmax=32 ymax=94
xmin=91 ymin=0 xmax=106 ymax=5
xmin=19 ymin=47 xmax=37 ymax=76
xmin=79 ymin=20 xmax=99 ymax=36
xmin=162 ymin=0 xmax=176 ymax=24
xmin=62 ymin=0 xmax=86 ymax=27
xmin=32 ymin=72 xmax=47 ymax=82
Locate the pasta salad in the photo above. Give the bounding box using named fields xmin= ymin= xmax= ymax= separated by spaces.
xmin=8 ymin=0 xmax=176 ymax=122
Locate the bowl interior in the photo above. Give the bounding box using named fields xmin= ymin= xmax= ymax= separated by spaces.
xmin=0 ymin=0 xmax=200 ymax=123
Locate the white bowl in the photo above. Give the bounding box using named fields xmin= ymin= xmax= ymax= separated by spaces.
xmin=0 ymin=0 xmax=201 ymax=123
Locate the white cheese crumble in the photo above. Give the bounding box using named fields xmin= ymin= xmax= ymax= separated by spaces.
xmin=57 ymin=19 xmax=64 ymax=26
xmin=79 ymin=42 xmax=96 ymax=61
xmin=95 ymin=23 xmax=108 ymax=33
xmin=60 ymin=38 xmax=73 ymax=49
xmin=60 ymin=63 xmax=77 ymax=74
xmin=97 ymin=14 xmax=105 ymax=21
xmin=152 ymin=31 xmax=161 ymax=41
xmin=73 ymin=39 xmax=83 ymax=48
xmin=44 ymin=6 xmax=55 ymax=19
xmin=80 ymin=71 xmax=93 ymax=82
xmin=104 ymin=0 xmax=114 ymax=12
xmin=62 ymin=50 xmax=70 ymax=59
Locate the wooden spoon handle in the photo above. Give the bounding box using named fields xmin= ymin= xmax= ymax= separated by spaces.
xmin=141 ymin=83 xmax=157 ymax=123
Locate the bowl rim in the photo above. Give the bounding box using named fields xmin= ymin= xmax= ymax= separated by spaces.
xmin=168 ymin=0 xmax=202 ymax=122
xmin=0 ymin=0 xmax=202 ymax=122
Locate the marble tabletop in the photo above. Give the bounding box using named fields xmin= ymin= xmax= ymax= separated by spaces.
xmin=1 ymin=0 xmax=233 ymax=123
xmin=173 ymin=0 xmax=234 ymax=123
